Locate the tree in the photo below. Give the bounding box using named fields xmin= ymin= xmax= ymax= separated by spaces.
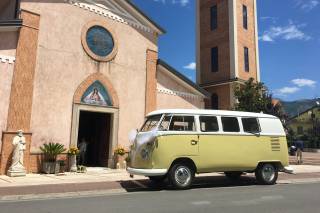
xmin=234 ymin=78 xmax=287 ymax=123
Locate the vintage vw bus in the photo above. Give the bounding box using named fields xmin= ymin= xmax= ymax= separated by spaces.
xmin=127 ymin=109 xmax=292 ymax=189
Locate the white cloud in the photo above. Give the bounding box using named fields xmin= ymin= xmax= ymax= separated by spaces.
xmin=260 ymin=22 xmax=311 ymax=42
xmin=172 ymin=0 xmax=190 ymax=7
xmin=183 ymin=62 xmax=196 ymax=70
xmin=296 ymin=0 xmax=319 ymax=11
xmin=152 ymin=0 xmax=190 ymax=7
xmin=275 ymin=87 xmax=300 ymax=96
xmin=260 ymin=16 xmax=278 ymax=24
xmin=292 ymin=78 xmax=317 ymax=87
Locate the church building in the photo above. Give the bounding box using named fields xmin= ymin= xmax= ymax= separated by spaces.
xmin=0 ymin=0 xmax=208 ymax=174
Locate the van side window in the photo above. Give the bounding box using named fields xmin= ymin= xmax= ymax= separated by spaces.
xmin=159 ymin=115 xmax=171 ymax=131
xmin=221 ymin=117 xmax=240 ymax=132
xmin=242 ymin=118 xmax=260 ymax=133
xmin=169 ymin=116 xmax=196 ymax=131
xmin=199 ymin=116 xmax=219 ymax=132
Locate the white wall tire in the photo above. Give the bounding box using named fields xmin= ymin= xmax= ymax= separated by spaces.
xmin=255 ymin=163 xmax=278 ymax=185
xmin=169 ymin=163 xmax=194 ymax=190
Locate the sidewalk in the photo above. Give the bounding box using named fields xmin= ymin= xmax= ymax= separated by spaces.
xmin=0 ymin=167 xmax=146 ymax=188
xmin=289 ymin=152 xmax=320 ymax=166
xmin=0 ymin=165 xmax=320 ymax=200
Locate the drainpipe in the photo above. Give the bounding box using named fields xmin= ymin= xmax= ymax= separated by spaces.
xmin=15 ymin=0 xmax=21 ymax=19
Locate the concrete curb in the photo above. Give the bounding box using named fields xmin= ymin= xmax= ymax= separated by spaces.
xmin=278 ymin=178 xmax=320 ymax=184
xmin=0 ymin=188 xmax=128 ymax=202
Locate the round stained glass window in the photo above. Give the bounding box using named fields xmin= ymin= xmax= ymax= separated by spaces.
xmin=86 ymin=25 xmax=114 ymax=57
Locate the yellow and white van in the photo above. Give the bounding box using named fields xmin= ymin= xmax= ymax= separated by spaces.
xmin=127 ymin=109 xmax=292 ymax=189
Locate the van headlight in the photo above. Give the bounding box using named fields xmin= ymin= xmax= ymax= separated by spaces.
xmin=140 ymin=148 xmax=149 ymax=160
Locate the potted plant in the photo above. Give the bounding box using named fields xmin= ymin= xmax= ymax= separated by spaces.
xmin=40 ymin=142 xmax=66 ymax=174
xmin=68 ymin=147 xmax=79 ymax=172
xmin=114 ymin=146 xmax=127 ymax=169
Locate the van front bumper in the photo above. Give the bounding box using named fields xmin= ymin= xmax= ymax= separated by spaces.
xmin=127 ymin=167 xmax=168 ymax=177
xmin=283 ymin=166 xmax=294 ymax=174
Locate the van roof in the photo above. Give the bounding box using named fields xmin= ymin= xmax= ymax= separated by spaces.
xmin=147 ymin=109 xmax=278 ymax=119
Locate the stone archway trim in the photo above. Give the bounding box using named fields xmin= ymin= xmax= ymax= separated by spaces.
xmin=73 ymin=73 xmax=119 ymax=108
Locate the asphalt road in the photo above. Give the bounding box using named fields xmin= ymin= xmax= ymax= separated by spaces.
xmin=0 ymin=182 xmax=319 ymax=213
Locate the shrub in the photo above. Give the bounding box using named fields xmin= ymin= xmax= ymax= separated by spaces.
xmin=40 ymin=142 xmax=66 ymax=162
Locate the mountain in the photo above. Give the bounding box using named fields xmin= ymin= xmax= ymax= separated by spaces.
xmin=281 ymin=98 xmax=320 ymax=118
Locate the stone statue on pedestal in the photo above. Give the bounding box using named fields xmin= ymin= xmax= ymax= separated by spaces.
xmin=7 ymin=130 xmax=27 ymax=177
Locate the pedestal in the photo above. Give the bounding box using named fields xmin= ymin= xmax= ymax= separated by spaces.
xmin=69 ymin=155 xmax=77 ymax=172
xmin=114 ymin=154 xmax=127 ymax=169
xmin=7 ymin=167 xmax=26 ymax=177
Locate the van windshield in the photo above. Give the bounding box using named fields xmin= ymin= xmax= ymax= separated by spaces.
xmin=140 ymin=115 xmax=162 ymax=132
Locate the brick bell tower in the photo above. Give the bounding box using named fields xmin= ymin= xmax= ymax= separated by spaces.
xmin=196 ymin=0 xmax=260 ymax=110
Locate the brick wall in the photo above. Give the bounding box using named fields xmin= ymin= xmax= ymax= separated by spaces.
xmin=236 ymin=0 xmax=258 ymax=81
xmin=205 ymin=84 xmax=231 ymax=110
xmin=145 ymin=49 xmax=158 ymax=115
xmin=199 ymin=0 xmax=231 ymax=84
xmin=0 ymin=10 xmax=40 ymax=175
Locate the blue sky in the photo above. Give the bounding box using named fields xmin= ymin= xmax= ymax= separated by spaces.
xmin=132 ymin=0 xmax=320 ymax=101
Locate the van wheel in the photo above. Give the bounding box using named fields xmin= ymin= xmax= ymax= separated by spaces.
xmin=169 ymin=163 xmax=194 ymax=190
xmin=255 ymin=163 xmax=278 ymax=185
xmin=149 ymin=175 xmax=166 ymax=183
xmin=224 ymin=172 xmax=243 ymax=180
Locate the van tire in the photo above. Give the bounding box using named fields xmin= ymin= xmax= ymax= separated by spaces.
xmin=169 ymin=163 xmax=194 ymax=190
xmin=255 ymin=163 xmax=278 ymax=185
xmin=224 ymin=172 xmax=243 ymax=180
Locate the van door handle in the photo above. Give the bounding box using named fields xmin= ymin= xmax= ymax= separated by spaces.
xmin=191 ymin=140 xmax=198 ymax=145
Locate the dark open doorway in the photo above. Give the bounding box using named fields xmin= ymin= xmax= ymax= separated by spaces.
xmin=77 ymin=111 xmax=111 ymax=167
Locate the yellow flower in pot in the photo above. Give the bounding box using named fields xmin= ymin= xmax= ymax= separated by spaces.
xmin=114 ymin=146 xmax=127 ymax=169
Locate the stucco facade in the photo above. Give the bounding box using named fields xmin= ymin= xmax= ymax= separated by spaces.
xmin=0 ymin=62 xmax=14 ymax=152
xmin=0 ymin=0 xmax=206 ymax=174
xmin=157 ymin=62 xmax=206 ymax=109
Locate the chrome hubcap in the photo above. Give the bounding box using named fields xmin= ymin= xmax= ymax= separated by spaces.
xmin=262 ymin=165 xmax=275 ymax=182
xmin=175 ymin=166 xmax=191 ymax=186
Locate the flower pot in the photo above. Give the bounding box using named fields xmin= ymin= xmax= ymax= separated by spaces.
xmin=42 ymin=162 xmax=60 ymax=174
xmin=114 ymin=154 xmax=126 ymax=169
xmin=69 ymin=155 xmax=77 ymax=172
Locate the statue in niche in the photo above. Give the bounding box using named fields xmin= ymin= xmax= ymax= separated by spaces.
xmin=8 ymin=130 xmax=27 ymax=177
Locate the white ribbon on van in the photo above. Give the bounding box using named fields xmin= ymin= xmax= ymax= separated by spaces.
xmin=129 ymin=129 xmax=158 ymax=162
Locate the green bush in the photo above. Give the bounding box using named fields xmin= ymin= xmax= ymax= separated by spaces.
xmin=40 ymin=142 xmax=66 ymax=162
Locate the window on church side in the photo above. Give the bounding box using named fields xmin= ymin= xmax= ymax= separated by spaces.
xmin=244 ymin=47 xmax=249 ymax=72
xmin=210 ymin=5 xmax=217 ymax=31
xmin=243 ymin=5 xmax=248 ymax=30
xmin=211 ymin=93 xmax=219 ymax=109
xmin=211 ymin=47 xmax=219 ymax=72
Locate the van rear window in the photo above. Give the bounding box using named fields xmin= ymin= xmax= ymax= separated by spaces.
xmin=200 ymin=116 xmax=219 ymax=132
xmin=221 ymin=117 xmax=240 ymax=132
xmin=169 ymin=116 xmax=196 ymax=131
xmin=141 ymin=115 xmax=162 ymax=132
xmin=242 ymin=118 xmax=260 ymax=133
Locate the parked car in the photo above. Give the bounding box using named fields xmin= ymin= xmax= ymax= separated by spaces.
xmin=127 ymin=109 xmax=293 ymax=189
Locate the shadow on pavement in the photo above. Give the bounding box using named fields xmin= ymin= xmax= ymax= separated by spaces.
xmin=118 ymin=174 xmax=257 ymax=192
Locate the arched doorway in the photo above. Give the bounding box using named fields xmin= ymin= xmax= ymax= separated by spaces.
xmin=71 ymin=74 xmax=119 ymax=168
